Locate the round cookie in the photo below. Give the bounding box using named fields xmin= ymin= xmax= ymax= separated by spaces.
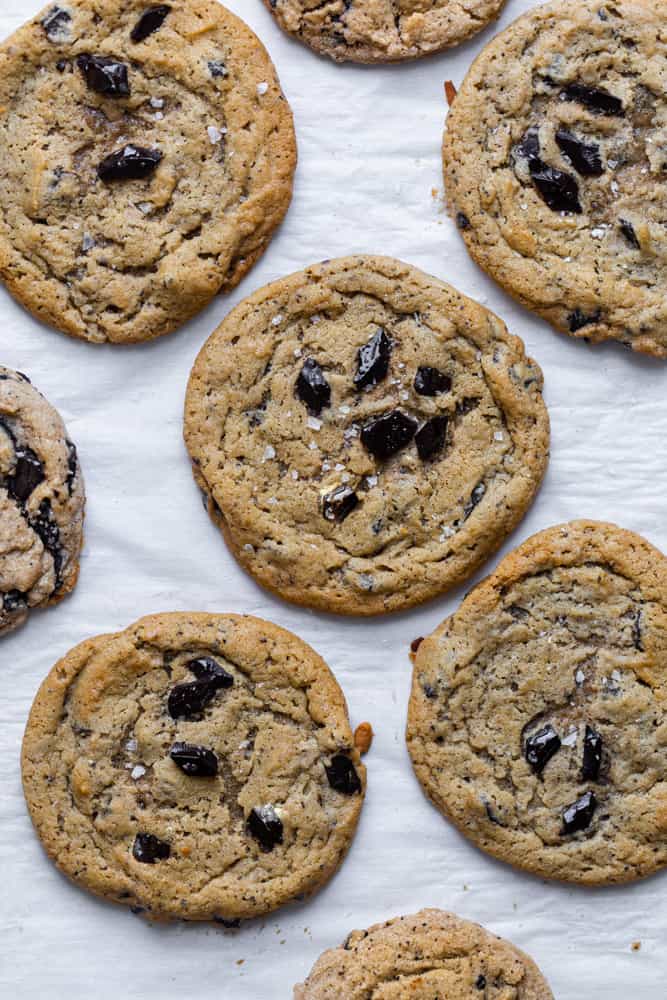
xmin=22 ymin=612 xmax=366 ymax=920
xmin=184 ymin=255 xmax=550 ymax=616
xmin=0 ymin=366 xmax=84 ymax=636
xmin=262 ymin=0 xmax=506 ymax=63
xmin=407 ymin=521 xmax=667 ymax=885
xmin=443 ymin=0 xmax=667 ymax=357
xmin=294 ymin=909 xmax=554 ymax=998
xmin=0 ymin=1 xmax=296 ymax=345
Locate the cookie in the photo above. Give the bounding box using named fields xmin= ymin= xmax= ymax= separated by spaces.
xmin=262 ymin=0 xmax=506 ymax=64
xmin=407 ymin=520 xmax=667 ymax=885
xmin=0 ymin=367 xmax=84 ymax=635
xmin=184 ymin=255 xmax=549 ymax=616
xmin=443 ymin=0 xmax=667 ymax=357
xmin=0 ymin=1 xmax=296 ymax=344
xmin=294 ymin=908 xmax=554 ymax=998
xmin=22 ymin=612 xmax=366 ymax=920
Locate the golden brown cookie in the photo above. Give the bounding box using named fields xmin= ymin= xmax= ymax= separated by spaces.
xmin=443 ymin=0 xmax=667 ymax=357
xmin=184 ymin=255 xmax=550 ymax=616
xmin=22 ymin=612 xmax=365 ymax=920
xmin=407 ymin=521 xmax=667 ymax=885
xmin=294 ymin=909 xmax=554 ymax=998
xmin=0 ymin=1 xmax=296 ymax=344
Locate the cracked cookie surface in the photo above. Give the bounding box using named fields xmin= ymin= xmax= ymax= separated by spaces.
xmin=262 ymin=0 xmax=506 ymax=63
xmin=0 ymin=0 xmax=296 ymax=344
xmin=184 ymin=255 xmax=549 ymax=616
xmin=21 ymin=612 xmax=365 ymax=920
xmin=407 ymin=521 xmax=667 ymax=885
xmin=294 ymin=908 xmax=553 ymax=998
xmin=443 ymin=0 xmax=667 ymax=357
xmin=0 ymin=366 xmax=84 ymax=635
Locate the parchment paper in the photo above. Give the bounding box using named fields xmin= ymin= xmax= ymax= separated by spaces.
xmin=1 ymin=1 xmax=665 ymax=996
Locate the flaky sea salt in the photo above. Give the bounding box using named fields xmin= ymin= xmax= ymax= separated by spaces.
xmin=562 ymin=728 xmax=578 ymax=747
xmin=263 ymin=445 xmax=276 ymax=461
xmin=207 ymin=125 xmax=224 ymax=145
xmin=307 ymin=416 xmax=322 ymax=431
xmin=271 ymin=314 xmax=283 ymax=326
xmin=257 ymin=81 xmax=269 ymax=96
xmin=131 ymin=765 xmax=146 ymax=780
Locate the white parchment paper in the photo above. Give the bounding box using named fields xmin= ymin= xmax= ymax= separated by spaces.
xmin=1 ymin=1 xmax=665 ymax=996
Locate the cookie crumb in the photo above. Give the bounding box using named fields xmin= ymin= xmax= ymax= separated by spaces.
xmin=354 ymin=722 xmax=373 ymax=755
xmin=631 ymin=941 xmax=641 ymax=952
xmin=445 ymin=80 xmax=457 ymax=106
xmin=411 ymin=637 xmax=424 ymax=653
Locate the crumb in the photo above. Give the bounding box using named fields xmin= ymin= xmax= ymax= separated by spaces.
xmin=445 ymin=80 xmax=457 ymax=106
xmin=411 ymin=636 xmax=424 ymax=654
xmin=431 ymin=187 xmax=439 ymax=199
xmin=354 ymin=722 xmax=374 ymax=755
xmin=631 ymin=941 xmax=641 ymax=952
xmin=236 ymin=959 xmax=244 ymax=966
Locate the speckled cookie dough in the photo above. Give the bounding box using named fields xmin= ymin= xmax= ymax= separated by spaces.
xmin=22 ymin=613 xmax=365 ymax=920
xmin=294 ymin=909 xmax=554 ymax=998
xmin=184 ymin=255 xmax=550 ymax=616
xmin=443 ymin=0 xmax=667 ymax=357
xmin=407 ymin=521 xmax=667 ymax=885
xmin=262 ymin=0 xmax=506 ymax=63
xmin=0 ymin=0 xmax=296 ymax=344
xmin=0 ymin=366 xmax=84 ymax=635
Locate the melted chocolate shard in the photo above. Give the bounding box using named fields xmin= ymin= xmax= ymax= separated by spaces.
xmin=8 ymin=447 xmax=44 ymax=502
xmin=66 ymin=440 xmax=78 ymax=494
xmin=247 ymin=805 xmax=283 ymax=851
xmin=354 ymin=328 xmax=392 ymax=390
xmin=295 ymin=358 xmax=331 ymax=415
xmin=415 ymin=416 xmax=448 ymax=461
xmin=31 ymin=500 xmax=62 ymax=588
xmin=568 ymin=309 xmax=601 ymax=333
xmin=516 ymin=127 xmax=540 ymax=162
xmin=619 ymin=219 xmax=640 ymax=249
xmin=561 ymin=790 xmax=597 ymax=835
xmin=529 ymin=158 xmax=582 ymax=213
xmin=325 ymin=754 xmax=362 ymax=795
xmin=132 ymin=832 xmax=171 ymax=863
xmin=463 ymin=482 xmax=486 ymax=519
xmin=187 ymin=656 xmax=234 ymax=689
xmin=414 ymin=366 xmax=452 ymax=396
xmin=322 ymin=484 xmax=359 ymax=523
xmin=476 ymin=976 xmax=487 ymax=990
xmin=561 ymin=83 xmax=624 ymax=117
xmin=525 ymin=724 xmax=561 ymax=774
xmin=360 ymin=410 xmax=417 ymax=461
xmin=208 ymin=60 xmax=227 ymax=78
xmin=170 ymin=742 xmax=219 ymax=777
xmin=77 ymin=54 xmax=130 ymax=97
xmin=555 ymin=129 xmax=604 ymax=176
xmin=581 ymin=725 xmax=602 ymax=781
xmin=41 ymin=6 xmax=71 ymax=42
xmin=131 ymin=5 xmax=171 ymax=43
xmin=98 ymin=145 xmax=162 ymax=182
xmin=3 ymin=590 xmax=26 ymax=613
xmin=633 ymin=610 xmax=644 ymax=652
xmin=456 ymin=211 xmax=471 ymax=231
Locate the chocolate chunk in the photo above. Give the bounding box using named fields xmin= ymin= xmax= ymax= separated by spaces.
xmin=131 ymin=5 xmax=171 ymax=43
xmin=187 ymin=656 xmax=234 ymax=689
xmin=561 ymin=83 xmax=624 ymax=117
xmin=525 ymin=724 xmax=561 ymax=774
xmin=98 ymin=145 xmax=162 ymax=182
xmin=322 ymin=485 xmax=358 ymax=523
xmin=168 ymin=680 xmax=220 ymax=719
xmin=516 ymin=127 xmax=540 ymax=162
xmin=555 ymin=129 xmax=604 ymax=176
xmin=411 ymin=637 xmax=424 ymax=653
xmin=360 ymin=411 xmax=417 ymax=461
xmin=619 ymin=219 xmax=640 ymax=249
xmin=561 ymin=790 xmax=597 ymax=835
xmin=354 ymin=328 xmax=392 ymax=390
xmin=529 ymin=158 xmax=582 ymax=213
xmin=568 ymin=309 xmax=601 ymax=333
xmin=77 ymin=54 xmax=130 ymax=97
xmin=582 ymin=725 xmax=602 ymax=781
xmin=295 ymin=358 xmax=331 ymax=415
xmin=476 ymin=975 xmax=487 ymax=989
xmin=414 ymin=366 xmax=452 ymax=396
xmin=463 ymin=482 xmax=486 ymax=518
xmin=132 ymin=832 xmax=171 ymax=863
xmin=41 ymin=6 xmax=71 ymax=42
xmin=325 ymin=754 xmax=362 ymax=795
xmin=633 ymin=610 xmax=644 ymax=652
xmin=170 ymin=742 xmax=219 ymax=777
xmin=247 ymin=805 xmax=283 ymax=851
xmin=3 ymin=590 xmax=26 ymax=613
xmin=415 ymin=416 xmax=448 ymax=461
xmin=208 ymin=60 xmax=227 ymax=78
xmin=8 ymin=447 xmax=44 ymax=502
xmin=456 ymin=211 xmax=471 ymax=231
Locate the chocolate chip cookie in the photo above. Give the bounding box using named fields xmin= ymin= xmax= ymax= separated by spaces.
xmin=0 ymin=367 xmax=84 ymax=635
xmin=0 ymin=1 xmax=296 ymax=344
xmin=444 ymin=0 xmax=667 ymax=357
xmin=22 ymin=613 xmax=366 ymax=920
xmin=184 ymin=255 xmax=549 ymax=616
xmin=294 ymin=909 xmax=554 ymax=998
xmin=407 ymin=520 xmax=667 ymax=885
xmin=262 ymin=0 xmax=506 ymax=63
